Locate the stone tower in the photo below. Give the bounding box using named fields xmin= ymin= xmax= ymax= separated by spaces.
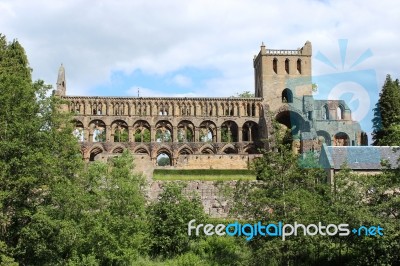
xmin=55 ymin=64 xmax=66 ymax=96
xmin=253 ymin=41 xmax=312 ymax=111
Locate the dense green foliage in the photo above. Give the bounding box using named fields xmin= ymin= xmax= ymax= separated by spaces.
xmin=147 ymin=183 xmax=206 ymax=258
xmin=0 ymin=34 xmax=83 ymax=265
xmin=233 ymin=91 xmax=255 ymax=98
xmin=372 ymin=74 xmax=400 ymax=145
xmin=229 ymin=120 xmax=400 ymax=265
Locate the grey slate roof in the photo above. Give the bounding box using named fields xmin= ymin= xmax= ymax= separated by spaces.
xmin=319 ymin=144 xmax=400 ymax=170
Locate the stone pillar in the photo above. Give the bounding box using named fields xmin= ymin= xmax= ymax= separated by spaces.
xmin=174 ymin=103 xmax=179 ymax=116
xmin=85 ymin=102 xmax=90 ymax=115
xmin=217 ymin=127 xmax=221 ymax=142
xmin=128 ymin=126 xmax=134 ymax=142
xmin=151 ymin=127 xmax=156 ymax=142
xmin=238 ymin=127 xmax=242 ymax=142
xmin=194 ymin=127 xmax=199 ymax=142
xmin=147 ymin=104 xmax=151 ymax=116
xmin=172 ymin=126 xmax=178 ymax=142
xmin=106 ymin=126 xmax=112 ymax=142
xmin=84 ymin=128 xmax=90 ymax=142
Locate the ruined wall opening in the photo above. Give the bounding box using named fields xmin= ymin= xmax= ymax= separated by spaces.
xmin=276 ymin=110 xmax=304 ymax=144
xmin=199 ymin=121 xmax=216 ymax=142
xmin=323 ymin=105 xmax=329 ymax=120
xmin=112 ymin=120 xmax=128 ymax=142
xmin=282 ymin=88 xmax=293 ymax=103
xmin=178 ymin=120 xmax=194 ymax=142
xmin=317 ymin=130 xmax=331 ymax=146
xmin=134 ymin=120 xmax=151 ymax=142
xmin=297 ymin=58 xmax=302 ymax=74
xmin=334 ymin=132 xmax=349 ymax=146
xmin=273 ymin=58 xmax=278 ymax=74
xmin=157 ymin=152 xmax=172 ymax=166
xmin=337 ymin=105 xmax=344 ymax=120
xmin=156 ymin=121 xmax=173 ymax=142
xmin=242 ymin=121 xmax=259 ymax=142
xmin=285 ymin=58 xmax=290 ymax=74
xmin=73 ymin=121 xmax=84 ymax=141
xmin=221 ymin=121 xmax=238 ymax=142
xmin=90 ymin=120 xmax=106 ymax=142
xmin=89 ymin=146 xmax=103 ymax=161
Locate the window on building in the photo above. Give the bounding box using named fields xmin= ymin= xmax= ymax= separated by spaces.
xmin=282 ymin=88 xmax=293 ymax=103
xmin=297 ymin=59 xmax=301 ymax=74
xmin=323 ymin=105 xmax=329 ymax=120
xmin=273 ymin=58 xmax=278 ymax=74
xmin=337 ymin=105 xmax=344 ymax=120
xmin=285 ymin=58 xmax=290 ymax=74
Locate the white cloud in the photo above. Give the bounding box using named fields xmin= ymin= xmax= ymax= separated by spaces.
xmin=0 ymin=0 xmax=399 ymax=99
xmin=171 ymin=74 xmax=192 ymax=87
xmin=126 ymin=86 xmax=197 ymax=98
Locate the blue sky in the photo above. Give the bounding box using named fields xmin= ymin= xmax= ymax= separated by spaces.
xmin=1 ymin=0 xmax=399 ymax=138
xmin=92 ymin=67 xmax=222 ymax=97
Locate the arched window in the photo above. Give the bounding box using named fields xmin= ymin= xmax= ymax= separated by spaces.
xmin=282 ymin=88 xmax=293 ymax=103
xmin=323 ymin=105 xmax=329 ymax=120
xmin=285 ymin=58 xmax=290 ymax=74
xmin=157 ymin=152 xmax=171 ymax=166
xmin=337 ymin=105 xmax=344 ymax=120
xmin=273 ymin=58 xmax=278 ymax=74
xmin=297 ymin=59 xmax=301 ymax=74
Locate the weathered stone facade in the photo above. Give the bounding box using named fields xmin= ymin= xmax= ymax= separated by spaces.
xmin=57 ymin=41 xmax=365 ymax=168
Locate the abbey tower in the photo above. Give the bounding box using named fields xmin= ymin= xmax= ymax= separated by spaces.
xmin=254 ymin=41 xmax=312 ymax=111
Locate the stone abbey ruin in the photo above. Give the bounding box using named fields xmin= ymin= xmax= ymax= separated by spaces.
xmin=56 ymin=41 xmax=365 ymax=171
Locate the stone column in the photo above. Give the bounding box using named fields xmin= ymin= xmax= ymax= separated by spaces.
xmin=106 ymin=126 xmax=112 ymax=142
xmin=255 ymin=104 xmax=259 ymax=117
xmin=105 ymin=102 xmax=109 ymax=115
xmin=172 ymin=126 xmax=178 ymax=142
xmin=151 ymin=127 xmax=156 ymax=142
xmin=216 ymin=127 xmax=221 ymax=142
xmin=194 ymin=127 xmax=199 ymax=142
xmin=128 ymin=126 xmax=134 ymax=142
xmin=238 ymin=127 xmax=242 ymax=142
xmin=84 ymin=128 xmax=90 ymax=142
xmin=85 ymin=102 xmax=90 ymax=115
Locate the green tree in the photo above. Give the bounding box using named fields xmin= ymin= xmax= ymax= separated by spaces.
xmin=16 ymin=151 xmax=148 ymax=265
xmin=114 ymin=128 xmax=128 ymax=142
xmin=0 ymin=34 xmax=83 ymax=264
xmin=221 ymin=127 xmax=233 ymax=142
xmin=230 ymin=118 xmax=336 ymax=265
xmin=233 ymin=91 xmax=254 ymax=98
xmin=134 ymin=128 xmax=151 ymax=142
xmin=372 ymin=74 xmax=400 ymax=145
xmin=147 ymin=183 xmax=206 ymax=259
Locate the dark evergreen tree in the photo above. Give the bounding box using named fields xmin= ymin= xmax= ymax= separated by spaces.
xmin=372 ymin=74 xmax=400 ymax=145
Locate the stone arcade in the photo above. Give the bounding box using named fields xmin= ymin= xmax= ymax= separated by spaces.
xmin=57 ymin=41 xmax=365 ymax=169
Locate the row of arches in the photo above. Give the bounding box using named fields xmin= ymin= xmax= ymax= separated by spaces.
xmin=87 ymin=142 xmax=258 ymax=163
xmin=68 ymin=99 xmax=261 ymax=118
xmin=74 ymin=119 xmax=259 ymax=143
xmin=321 ymin=104 xmax=346 ymax=120
xmin=317 ymin=130 xmax=353 ymax=146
